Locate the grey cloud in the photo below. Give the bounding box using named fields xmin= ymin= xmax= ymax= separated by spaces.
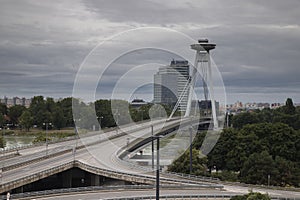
xmin=0 ymin=0 xmax=300 ymax=104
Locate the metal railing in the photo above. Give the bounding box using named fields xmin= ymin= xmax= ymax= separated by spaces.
xmin=2 ymin=189 xmax=300 ymax=200
xmin=101 ymin=195 xmax=300 ymax=200
xmin=75 ymin=161 xmax=222 ymax=187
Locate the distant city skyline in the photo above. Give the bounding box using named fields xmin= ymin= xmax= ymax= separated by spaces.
xmin=1 ymin=1 xmax=300 ymax=104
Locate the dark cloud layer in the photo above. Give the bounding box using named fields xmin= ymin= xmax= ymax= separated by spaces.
xmin=0 ymin=0 xmax=299 ymax=103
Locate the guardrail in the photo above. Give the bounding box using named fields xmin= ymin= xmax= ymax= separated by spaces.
xmin=75 ymin=161 xmax=222 ymax=187
xmin=119 ymin=118 xmax=202 ymax=157
xmin=2 ymin=188 xmax=300 ymax=200
xmin=1 ymin=118 xmax=175 ymax=172
xmin=0 ymin=118 xmax=173 ymax=155
xmin=102 ymin=195 xmax=300 ymax=200
xmin=115 ymin=149 xmax=220 ymax=184
xmin=0 ymin=159 xmax=223 ymax=194
xmin=2 ymin=184 xmax=219 ymax=199
xmin=0 ymin=185 xmax=223 ymax=200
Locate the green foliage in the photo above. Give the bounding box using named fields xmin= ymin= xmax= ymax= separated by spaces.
xmin=52 ymin=107 xmax=66 ymax=130
xmin=231 ymin=192 xmax=270 ymax=200
xmin=95 ymin=99 xmax=116 ymax=128
xmin=0 ymin=114 xmax=4 ymax=127
xmin=0 ymin=103 xmax=7 ymax=115
xmin=59 ymin=97 xmax=74 ymax=127
xmin=168 ymin=148 xmax=207 ymax=176
xmin=212 ymin=170 xmax=239 ymax=182
xmin=33 ymin=134 xmax=49 ymax=144
xmin=8 ymin=105 xmax=26 ymax=126
xmin=29 ymin=96 xmax=48 ymax=127
xmin=274 ymin=156 xmax=300 ymax=187
xmin=19 ymin=110 xmax=33 ymax=131
xmin=283 ymin=98 xmax=296 ymax=115
xmin=168 ymin=99 xmax=300 ymax=186
xmin=0 ymin=135 xmax=5 ymax=148
xmin=232 ymin=98 xmax=300 ymax=130
xmin=206 ymin=128 xmax=239 ymax=171
xmin=232 ymin=112 xmax=259 ymax=129
xmin=240 ymin=151 xmax=279 ymax=185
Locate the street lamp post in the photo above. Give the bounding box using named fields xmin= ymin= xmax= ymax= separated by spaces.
xmin=151 ymin=125 xmax=154 ymax=169
xmin=43 ymin=122 xmax=51 ymax=156
xmin=73 ymin=118 xmax=82 ymax=162
xmin=115 ymin=110 xmax=120 ymax=134
xmin=152 ymin=135 xmax=162 ymax=200
xmin=126 ymin=137 xmax=130 ymax=149
xmin=268 ymin=174 xmax=270 ymax=187
xmin=155 ymin=136 xmax=161 ymax=200
xmin=97 ymin=116 xmax=103 ymax=131
xmin=189 ymin=127 xmax=193 ymax=174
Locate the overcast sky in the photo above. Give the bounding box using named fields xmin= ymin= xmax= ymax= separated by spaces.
xmin=0 ymin=0 xmax=300 ymax=104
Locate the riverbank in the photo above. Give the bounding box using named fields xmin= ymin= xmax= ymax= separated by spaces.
xmin=0 ymin=128 xmax=76 ymax=149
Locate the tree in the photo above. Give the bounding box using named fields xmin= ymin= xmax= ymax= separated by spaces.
xmin=0 ymin=114 xmax=4 ymax=127
xmin=45 ymin=97 xmax=56 ymax=113
xmin=29 ymin=96 xmax=47 ymax=127
xmin=207 ymin=128 xmax=239 ymax=171
xmin=168 ymin=148 xmax=207 ymax=176
xmin=59 ymin=97 xmax=74 ymax=127
xmin=240 ymin=151 xmax=279 ymax=185
xmin=19 ymin=110 xmax=33 ymax=131
xmin=95 ymin=99 xmax=116 ymax=127
xmin=231 ymin=192 xmax=270 ymax=200
xmin=232 ymin=112 xmax=259 ymax=129
xmin=0 ymin=135 xmax=5 ymax=148
xmin=0 ymin=103 xmax=7 ymax=115
xmin=52 ymin=107 xmax=66 ymax=130
xmin=274 ymin=156 xmax=300 ymax=186
xmin=0 ymin=103 xmax=7 ymax=127
xmin=8 ymin=105 xmax=26 ymax=126
xmin=284 ymin=98 xmax=295 ymax=115
xmin=268 ymin=123 xmax=297 ymax=161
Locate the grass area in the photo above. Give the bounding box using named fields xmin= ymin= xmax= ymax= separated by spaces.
xmin=160 ymin=133 xmax=176 ymax=148
xmin=2 ymin=127 xmax=75 ymax=136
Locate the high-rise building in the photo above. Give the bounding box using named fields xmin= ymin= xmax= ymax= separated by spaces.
xmin=154 ymin=60 xmax=190 ymax=112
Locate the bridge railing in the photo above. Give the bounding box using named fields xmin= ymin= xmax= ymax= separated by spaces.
xmin=115 ymin=151 xmax=220 ymax=183
xmin=102 ymin=195 xmax=300 ymax=200
xmin=2 ymin=187 xmax=299 ymax=200
xmin=75 ymin=161 xmax=221 ymax=187
xmin=0 ymin=185 xmax=214 ymax=199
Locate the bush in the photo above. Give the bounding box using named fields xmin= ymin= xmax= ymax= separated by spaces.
xmin=213 ymin=170 xmax=239 ymax=182
xmin=231 ymin=192 xmax=270 ymax=200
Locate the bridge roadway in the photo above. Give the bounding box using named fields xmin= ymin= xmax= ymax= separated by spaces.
xmin=2 ymin=118 xmax=220 ymax=193
xmin=29 ymin=187 xmax=300 ymax=200
xmin=1 ymin=118 xmax=300 ymax=199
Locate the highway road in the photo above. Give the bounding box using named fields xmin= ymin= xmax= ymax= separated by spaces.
xmin=1 ymin=118 xmax=197 ymax=185
xmin=1 ymin=117 xmax=300 ymax=199
xmin=22 ymin=187 xmax=300 ymax=200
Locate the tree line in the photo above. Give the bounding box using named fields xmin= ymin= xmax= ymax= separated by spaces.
xmin=0 ymin=96 xmax=173 ymax=132
xmin=169 ymin=98 xmax=300 ymax=187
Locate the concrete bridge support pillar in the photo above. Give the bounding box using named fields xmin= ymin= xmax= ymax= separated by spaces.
xmin=91 ymin=174 xmax=100 ymax=186
xmin=62 ymin=170 xmax=72 ymax=188
xmin=14 ymin=186 xmax=23 ymax=193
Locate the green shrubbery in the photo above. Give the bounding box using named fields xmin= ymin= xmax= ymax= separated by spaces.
xmin=168 ymin=98 xmax=300 ymax=187
xmin=230 ymin=192 xmax=270 ymax=200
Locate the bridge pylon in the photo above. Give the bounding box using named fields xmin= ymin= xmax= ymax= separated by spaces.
xmin=184 ymin=39 xmax=218 ymax=129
